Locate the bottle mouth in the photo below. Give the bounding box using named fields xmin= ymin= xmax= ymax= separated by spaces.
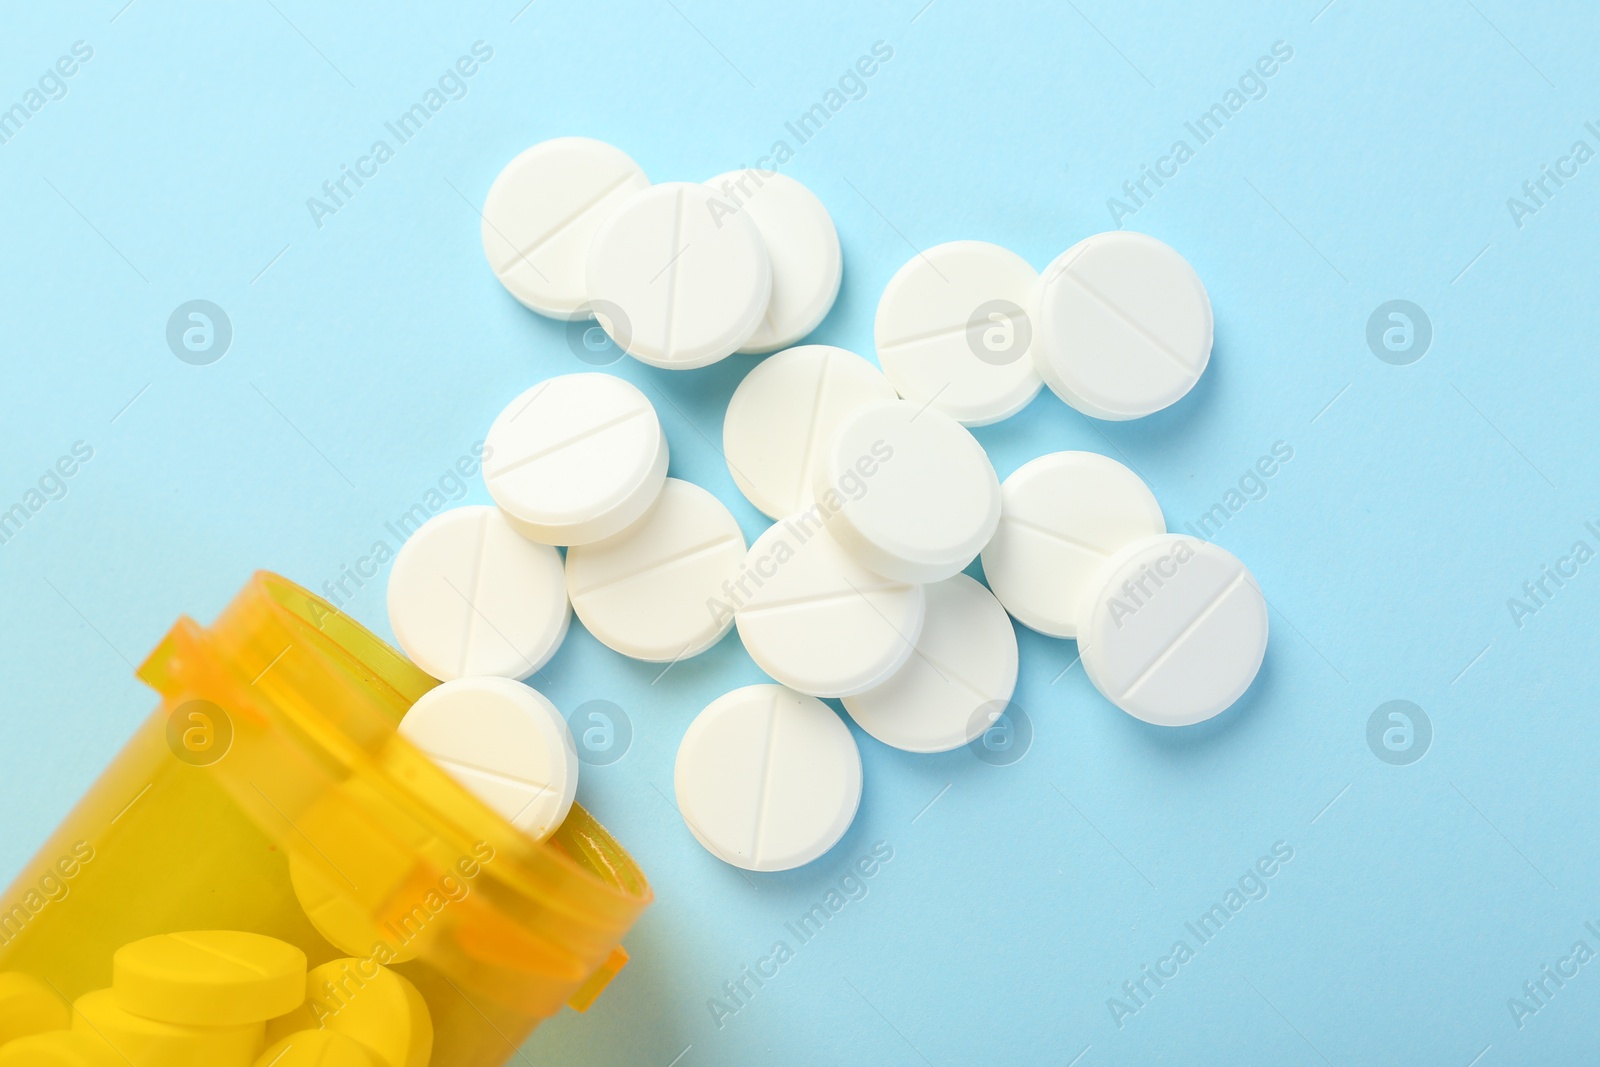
xmin=138 ymin=571 xmax=650 ymax=1015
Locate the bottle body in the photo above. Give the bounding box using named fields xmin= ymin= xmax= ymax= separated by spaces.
xmin=0 ymin=573 xmax=650 ymax=1066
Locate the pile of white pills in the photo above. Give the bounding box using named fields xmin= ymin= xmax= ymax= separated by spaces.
xmin=377 ymin=137 xmax=1267 ymax=873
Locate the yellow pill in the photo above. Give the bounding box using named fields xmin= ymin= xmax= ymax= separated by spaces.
xmin=288 ymin=851 xmax=422 ymax=964
xmin=0 ymin=1030 xmax=122 ymax=1067
xmin=113 ymin=930 xmax=306 ymax=1026
xmin=73 ymin=988 xmax=263 ymax=1067
xmin=295 ymin=783 xmax=435 ymax=914
xmin=252 ymin=1030 xmax=377 ymax=1067
xmin=265 ymin=960 xmax=431 ymax=1067
xmin=0 ymin=971 xmax=70 ymax=1044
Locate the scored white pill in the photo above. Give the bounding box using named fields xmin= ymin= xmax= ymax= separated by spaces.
xmin=722 ymin=345 xmax=897 ymax=520
xmin=387 ymin=506 xmax=570 ymax=681
xmin=480 ymin=138 xmax=650 ymax=319
xmin=675 ymin=684 xmax=862 ymax=871
xmin=1034 ymin=231 xmax=1213 ymax=420
xmin=816 ymin=398 xmax=1001 ymax=584
xmin=484 ymin=373 xmax=669 ymax=546
xmin=732 ymin=516 xmax=924 ymax=698
xmin=399 ymin=676 xmax=578 ymax=841
xmin=843 ymin=574 xmax=1018 ymax=753
xmin=705 ymin=171 xmax=842 ymax=355
xmin=565 ymin=478 xmax=746 ymax=662
xmin=874 ymin=241 xmax=1044 ymax=426
xmin=1076 ymin=534 xmax=1267 ymax=726
xmin=586 ymin=182 xmax=772 ymax=369
xmin=981 ymin=451 xmax=1165 ymax=639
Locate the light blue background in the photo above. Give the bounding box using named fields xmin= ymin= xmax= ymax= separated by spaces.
xmin=3 ymin=1 xmax=1598 ymax=1064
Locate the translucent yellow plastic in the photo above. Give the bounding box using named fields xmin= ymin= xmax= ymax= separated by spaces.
xmin=0 ymin=573 xmax=652 ymax=1067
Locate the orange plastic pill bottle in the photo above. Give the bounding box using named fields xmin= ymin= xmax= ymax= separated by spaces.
xmin=0 ymin=573 xmax=651 ymax=1067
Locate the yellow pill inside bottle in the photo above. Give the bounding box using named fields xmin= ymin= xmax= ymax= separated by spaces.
xmin=288 ymin=850 xmax=424 ymax=964
xmin=72 ymin=988 xmax=263 ymax=1067
xmin=112 ymin=931 xmax=306 ymax=1026
xmin=0 ymin=1029 xmax=123 ymax=1067
xmin=266 ymin=959 xmax=431 ymax=1067
xmin=253 ymin=1029 xmax=378 ymax=1067
xmin=0 ymin=971 xmax=70 ymax=1044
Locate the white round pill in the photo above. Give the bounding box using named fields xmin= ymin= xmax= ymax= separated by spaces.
xmin=480 ymin=137 xmax=650 ymax=320
xmin=874 ymin=241 xmax=1044 ymax=426
xmin=842 ymin=574 xmax=1018 ymax=753
xmin=980 ymin=451 xmax=1165 ymax=639
xmin=387 ymin=506 xmax=570 ymax=681
xmin=399 ymin=676 xmax=578 ymax=840
xmin=674 ymin=684 xmax=862 ymax=871
xmin=722 ymin=345 xmax=898 ymax=520
xmin=564 ymin=478 xmax=746 ymax=662
xmin=1034 ymin=231 xmax=1213 ymax=420
xmin=732 ymin=516 xmax=924 ymax=698
xmin=705 ymin=170 xmax=842 ymax=354
xmin=586 ymin=182 xmax=772 ymax=369
xmin=1076 ymin=534 xmax=1267 ymax=726
xmin=484 ymin=373 xmax=669 ymax=546
xmin=815 ymin=398 xmax=1001 ymax=584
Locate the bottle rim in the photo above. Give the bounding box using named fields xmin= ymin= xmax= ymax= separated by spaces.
xmin=138 ymin=570 xmax=652 ymax=930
